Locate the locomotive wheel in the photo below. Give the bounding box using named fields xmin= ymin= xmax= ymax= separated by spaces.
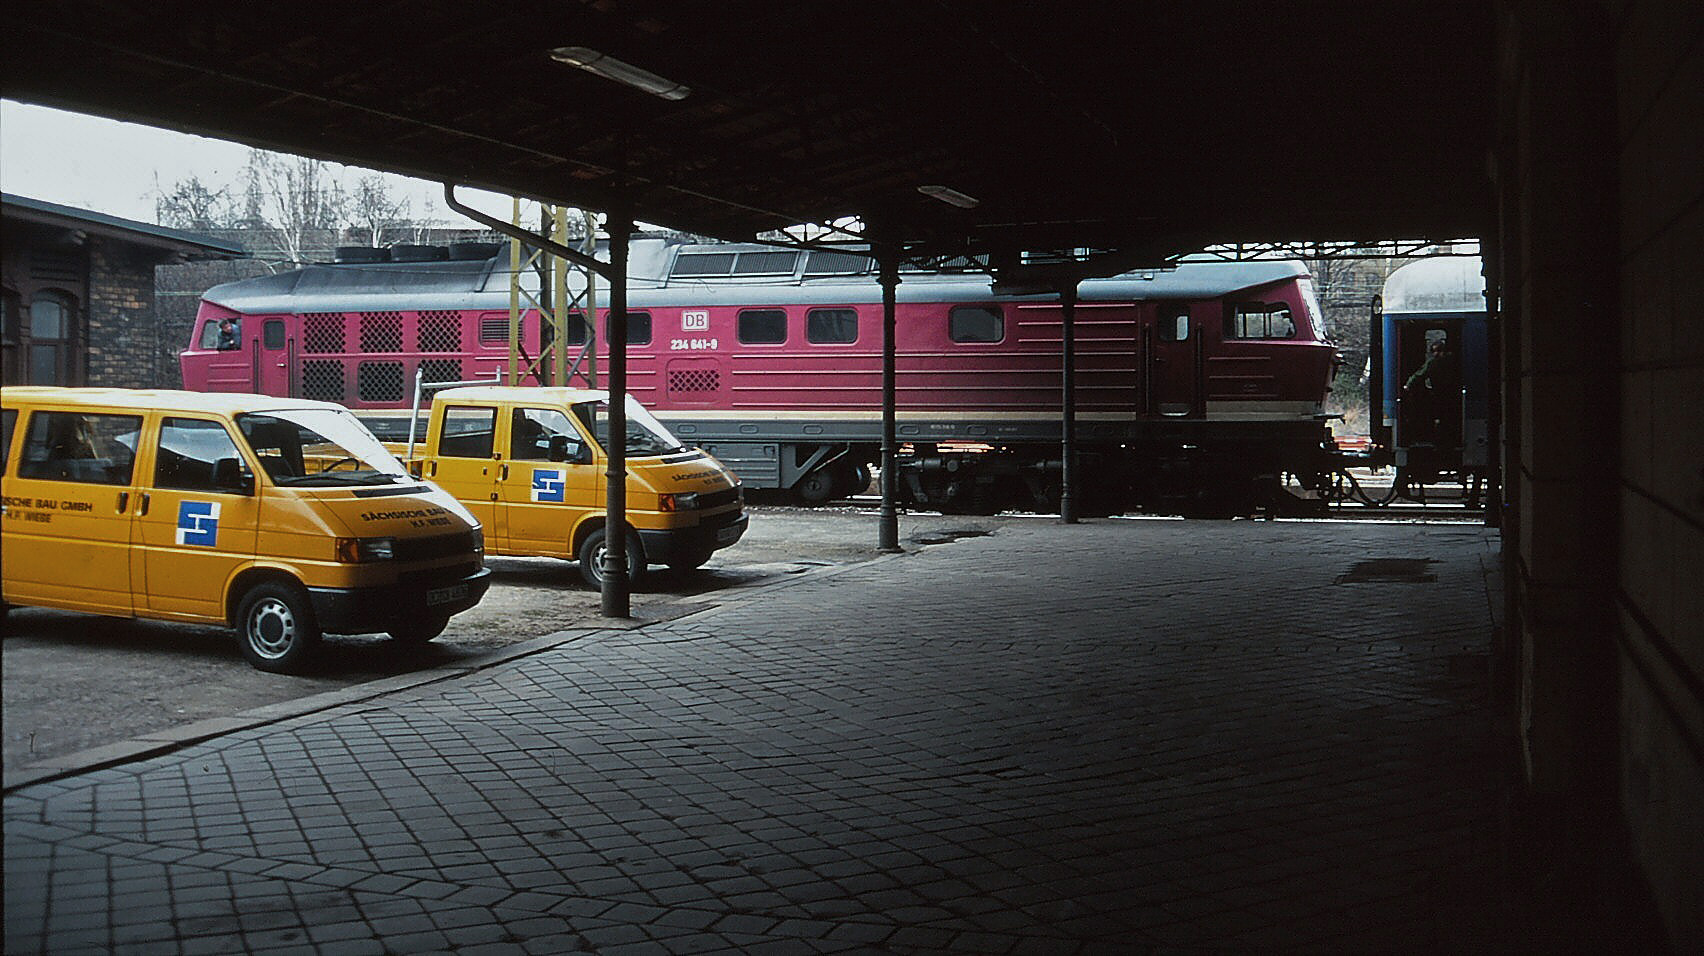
xmin=846 ymin=463 xmax=873 ymax=496
xmin=796 ymin=469 xmax=838 ymax=504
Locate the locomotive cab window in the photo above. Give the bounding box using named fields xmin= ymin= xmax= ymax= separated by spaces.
xmin=1159 ymin=305 xmax=1190 ymax=342
xmin=807 ymin=308 xmax=858 ymax=344
xmin=199 ymin=317 xmax=241 ymax=349
xmin=949 ymin=305 xmax=1004 ymax=343
xmin=1228 ymin=303 xmax=1296 ymax=339
xmin=738 ymin=309 xmax=788 ymax=344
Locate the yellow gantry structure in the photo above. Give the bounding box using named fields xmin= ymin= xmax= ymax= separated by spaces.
xmin=506 ymin=202 xmax=601 ymax=388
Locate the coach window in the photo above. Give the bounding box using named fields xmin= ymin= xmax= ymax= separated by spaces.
xmin=156 ymin=418 xmax=246 ymax=492
xmin=1228 ymin=303 xmax=1296 ymax=340
xmin=17 ymin=411 xmax=140 ymax=484
xmin=738 ymin=309 xmax=788 ymax=344
xmin=807 ymin=308 xmax=858 ymax=344
xmin=437 ymin=406 xmax=496 ymax=459
xmin=1158 ymin=305 xmax=1190 ymax=342
xmin=949 ymin=305 xmax=1003 ymax=344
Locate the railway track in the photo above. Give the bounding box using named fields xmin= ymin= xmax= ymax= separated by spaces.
xmin=802 ymin=492 xmax=1486 ymax=523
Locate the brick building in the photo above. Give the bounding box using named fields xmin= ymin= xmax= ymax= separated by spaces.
xmin=2 ymin=194 xmax=244 ymax=389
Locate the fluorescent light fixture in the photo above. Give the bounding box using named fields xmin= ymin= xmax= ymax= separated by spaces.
xmin=917 ymin=184 xmax=980 ymax=209
xmin=550 ymin=46 xmax=691 ymax=101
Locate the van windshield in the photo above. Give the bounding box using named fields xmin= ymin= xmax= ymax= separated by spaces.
xmin=572 ymin=396 xmax=685 ymax=458
xmin=236 ymin=409 xmax=413 ymax=487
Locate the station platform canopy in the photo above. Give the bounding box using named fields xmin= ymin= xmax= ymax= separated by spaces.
xmin=2 ymin=2 xmax=1494 ymax=264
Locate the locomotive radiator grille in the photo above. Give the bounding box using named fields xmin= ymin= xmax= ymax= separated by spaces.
xmin=417 ymin=311 xmax=463 ymax=352
xmin=360 ymin=312 xmax=405 ymax=353
xmin=668 ymin=368 xmax=720 ymax=393
xmin=418 ymin=359 xmax=463 ymax=386
xmin=301 ymin=359 xmax=345 ymax=402
xmin=302 ymin=314 xmax=346 ymax=354
xmin=357 ymin=361 xmax=405 ymax=403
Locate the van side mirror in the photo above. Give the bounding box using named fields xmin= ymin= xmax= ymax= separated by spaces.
xmin=213 ymin=457 xmax=256 ymax=495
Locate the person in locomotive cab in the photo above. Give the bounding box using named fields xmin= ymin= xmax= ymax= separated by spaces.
xmin=215 ymin=317 xmax=240 ymax=350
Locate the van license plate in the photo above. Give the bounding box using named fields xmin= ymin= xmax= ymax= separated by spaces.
xmin=426 ymin=583 xmax=469 ymax=606
xmin=715 ymin=525 xmax=741 ymax=544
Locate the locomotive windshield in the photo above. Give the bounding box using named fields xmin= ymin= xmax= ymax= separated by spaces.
xmin=572 ymin=396 xmax=685 ymax=458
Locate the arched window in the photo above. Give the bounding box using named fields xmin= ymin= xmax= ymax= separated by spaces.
xmin=1 ymin=288 xmax=20 ymax=384
xmin=27 ymin=290 xmax=77 ymax=385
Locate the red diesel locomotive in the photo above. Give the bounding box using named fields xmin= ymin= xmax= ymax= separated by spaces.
xmin=181 ymin=240 xmax=1340 ymax=515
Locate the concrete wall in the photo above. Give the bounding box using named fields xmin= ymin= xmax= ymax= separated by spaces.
xmin=1499 ymin=2 xmax=1701 ymax=948
xmin=1610 ymin=0 xmax=1703 ymax=946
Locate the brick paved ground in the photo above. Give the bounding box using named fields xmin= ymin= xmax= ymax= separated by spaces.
xmin=5 ymin=519 xmax=1510 ymax=954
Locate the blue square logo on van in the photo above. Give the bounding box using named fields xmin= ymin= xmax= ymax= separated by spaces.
xmin=176 ymin=500 xmax=222 ymax=546
xmin=531 ymin=468 xmax=565 ymax=503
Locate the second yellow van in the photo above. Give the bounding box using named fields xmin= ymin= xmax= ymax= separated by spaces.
xmin=372 ymin=386 xmax=747 ymax=588
xmin=0 ymin=387 xmax=490 ymax=673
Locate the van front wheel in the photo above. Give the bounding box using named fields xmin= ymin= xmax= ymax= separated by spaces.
xmin=578 ymin=528 xmax=646 ymax=590
xmin=237 ymin=582 xmax=321 ymax=673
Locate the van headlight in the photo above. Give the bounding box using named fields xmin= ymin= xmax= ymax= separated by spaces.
xmin=659 ymin=492 xmax=700 ymax=512
xmin=335 ymin=536 xmax=395 ymax=563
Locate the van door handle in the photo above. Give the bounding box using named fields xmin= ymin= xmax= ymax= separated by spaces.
xmin=500 ymin=464 xmax=509 ymax=480
xmin=138 ymin=493 xmax=150 ymax=516
xmin=427 ymin=461 xmax=437 ymax=477
xmin=117 ymin=492 xmax=129 ymax=513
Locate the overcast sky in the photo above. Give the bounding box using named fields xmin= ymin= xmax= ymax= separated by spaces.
xmin=1 ymin=100 xmax=515 ymax=227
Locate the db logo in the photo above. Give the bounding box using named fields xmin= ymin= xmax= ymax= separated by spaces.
xmin=682 ymin=310 xmax=710 ymax=332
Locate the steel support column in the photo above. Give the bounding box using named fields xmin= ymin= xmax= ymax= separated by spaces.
xmin=1059 ymin=281 xmax=1080 ymax=524
xmin=877 ymin=250 xmax=901 ymax=553
xmin=602 ymin=215 xmax=633 ymax=617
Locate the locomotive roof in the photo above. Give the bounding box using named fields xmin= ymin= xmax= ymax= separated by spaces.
xmin=1382 ymin=256 xmax=1486 ymax=314
xmin=203 ymin=252 xmax=1307 ymax=315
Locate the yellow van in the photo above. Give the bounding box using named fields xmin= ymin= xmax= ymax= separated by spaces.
xmin=1 ymin=387 xmax=490 ymax=672
xmin=380 ymin=386 xmax=746 ymax=588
